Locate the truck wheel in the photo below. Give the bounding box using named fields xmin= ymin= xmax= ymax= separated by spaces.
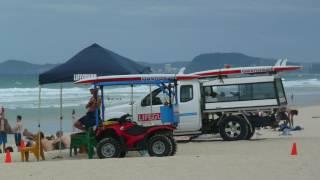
xmin=96 ymin=138 xmax=121 ymax=158
xmin=219 ymin=116 xmax=249 ymax=141
xmin=246 ymin=125 xmax=255 ymax=140
xmin=147 ymin=134 xmax=173 ymax=157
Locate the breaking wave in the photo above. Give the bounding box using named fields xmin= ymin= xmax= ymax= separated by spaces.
xmin=1 ymin=79 xmax=320 ymax=109
xmin=0 ymin=86 xmax=150 ymax=109
xmin=283 ymin=78 xmax=320 ymax=88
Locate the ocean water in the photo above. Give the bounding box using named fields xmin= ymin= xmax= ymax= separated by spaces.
xmin=0 ymin=74 xmax=320 ymax=134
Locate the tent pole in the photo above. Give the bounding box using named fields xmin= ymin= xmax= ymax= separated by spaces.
xmin=38 ymin=85 xmax=41 ymax=132
xmin=131 ymin=84 xmax=133 ymax=118
xmin=101 ymin=86 xmax=105 ymax=122
xmin=37 ymin=85 xmax=41 ymax=161
xmin=52 ymin=84 xmax=63 ymax=160
xmin=149 ymin=85 xmax=152 ymax=123
xmin=94 ymin=84 xmax=99 ymax=127
xmin=59 ymin=83 xmax=63 ymax=155
xmin=72 ymin=109 xmax=76 ymax=132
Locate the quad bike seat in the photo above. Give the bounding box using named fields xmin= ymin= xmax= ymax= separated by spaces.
xmin=125 ymin=125 xmax=153 ymax=136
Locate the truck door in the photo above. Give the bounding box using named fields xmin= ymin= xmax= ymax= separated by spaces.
xmin=137 ymin=88 xmax=163 ymax=125
xmin=176 ymin=82 xmax=202 ymax=131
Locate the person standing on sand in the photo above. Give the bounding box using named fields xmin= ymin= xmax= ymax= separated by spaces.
xmin=74 ymin=86 xmax=101 ymax=131
xmin=290 ymin=94 xmax=294 ymax=104
xmin=0 ymin=107 xmax=13 ymax=153
xmin=14 ymin=115 xmax=23 ymax=151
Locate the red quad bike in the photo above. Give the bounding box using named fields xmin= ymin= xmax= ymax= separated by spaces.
xmin=95 ymin=114 xmax=177 ymax=158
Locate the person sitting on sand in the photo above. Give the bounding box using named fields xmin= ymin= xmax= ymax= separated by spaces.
xmin=23 ymin=129 xmax=70 ymax=152
xmin=52 ymin=131 xmax=70 ymax=150
xmin=74 ymin=86 xmax=101 ymax=130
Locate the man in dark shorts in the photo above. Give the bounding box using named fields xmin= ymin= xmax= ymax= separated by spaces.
xmin=0 ymin=107 xmax=12 ymax=153
xmin=74 ymin=86 xmax=100 ymax=130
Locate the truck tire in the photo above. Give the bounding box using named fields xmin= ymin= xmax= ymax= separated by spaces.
xmin=96 ymin=138 xmax=121 ymax=158
xmin=147 ymin=134 xmax=173 ymax=157
xmin=219 ymin=116 xmax=249 ymax=141
xmin=246 ymin=125 xmax=255 ymax=140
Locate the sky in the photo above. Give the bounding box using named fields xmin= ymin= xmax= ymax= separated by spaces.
xmin=0 ymin=0 xmax=319 ymax=64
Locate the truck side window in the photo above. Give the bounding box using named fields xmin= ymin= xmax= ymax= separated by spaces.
xmin=275 ymin=79 xmax=285 ymax=99
xmin=180 ymin=85 xmax=193 ymax=102
xmin=275 ymin=78 xmax=287 ymax=104
xmin=216 ymin=85 xmax=239 ymax=102
xmin=204 ymin=82 xmax=277 ymax=103
xmin=251 ymin=83 xmax=276 ymax=100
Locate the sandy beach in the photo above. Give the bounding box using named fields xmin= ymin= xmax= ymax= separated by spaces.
xmin=0 ymin=105 xmax=319 ymax=180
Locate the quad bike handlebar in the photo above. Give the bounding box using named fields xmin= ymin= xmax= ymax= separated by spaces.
xmin=107 ymin=114 xmax=134 ymax=125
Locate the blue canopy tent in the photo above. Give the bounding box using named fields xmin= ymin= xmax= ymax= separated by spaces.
xmin=39 ymin=43 xmax=150 ymax=84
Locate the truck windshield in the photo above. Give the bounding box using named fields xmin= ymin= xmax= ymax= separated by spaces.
xmin=141 ymin=88 xmax=173 ymax=106
xmin=141 ymin=88 xmax=163 ymax=106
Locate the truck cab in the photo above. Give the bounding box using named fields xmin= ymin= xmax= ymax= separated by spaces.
xmin=106 ymin=79 xmax=203 ymax=132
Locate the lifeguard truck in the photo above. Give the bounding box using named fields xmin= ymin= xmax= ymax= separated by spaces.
xmin=104 ymin=64 xmax=301 ymax=141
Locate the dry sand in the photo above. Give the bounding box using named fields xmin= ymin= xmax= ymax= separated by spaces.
xmin=1 ymin=105 xmax=320 ymax=180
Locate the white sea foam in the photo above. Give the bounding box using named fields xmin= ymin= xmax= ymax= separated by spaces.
xmin=1 ymin=79 xmax=319 ymax=109
xmin=283 ymin=78 xmax=320 ymax=88
xmin=0 ymin=86 xmax=151 ymax=109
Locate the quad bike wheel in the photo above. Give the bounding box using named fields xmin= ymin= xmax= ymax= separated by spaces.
xmin=147 ymin=134 xmax=173 ymax=157
xmin=96 ymin=138 xmax=121 ymax=158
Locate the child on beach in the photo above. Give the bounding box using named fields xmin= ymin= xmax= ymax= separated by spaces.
xmin=14 ymin=115 xmax=23 ymax=151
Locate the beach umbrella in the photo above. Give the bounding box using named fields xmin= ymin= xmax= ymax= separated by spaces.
xmin=37 ymin=43 xmax=151 ymax=157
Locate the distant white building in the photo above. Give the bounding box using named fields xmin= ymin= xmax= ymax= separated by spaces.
xmin=164 ymin=64 xmax=172 ymax=73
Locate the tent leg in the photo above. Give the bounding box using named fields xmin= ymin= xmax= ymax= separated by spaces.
xmin=52 ymin=84 xmax=64 ymax=159
xmin=101 ymin=86 xmax=105 ymax=121
xmin=149 ymin=85 xmax=152 ymax=124
xmin=38 ymin=85 xmax=42 ymax=161
xmin=131 ymin=84 xmax=133 ymax=118
xmin=59 ymin=84 xmax=63 ymax=155
xmin=72 ymin=109 xmax=76 ymax=132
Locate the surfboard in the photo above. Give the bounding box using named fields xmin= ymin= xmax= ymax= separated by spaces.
xmin=191 ymin=65 xmax=302 ymax=78
xmin=76 ymin=74 xmax=200 ymax=84
xmin=76 ymin=65 xmax=302 ymax=84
